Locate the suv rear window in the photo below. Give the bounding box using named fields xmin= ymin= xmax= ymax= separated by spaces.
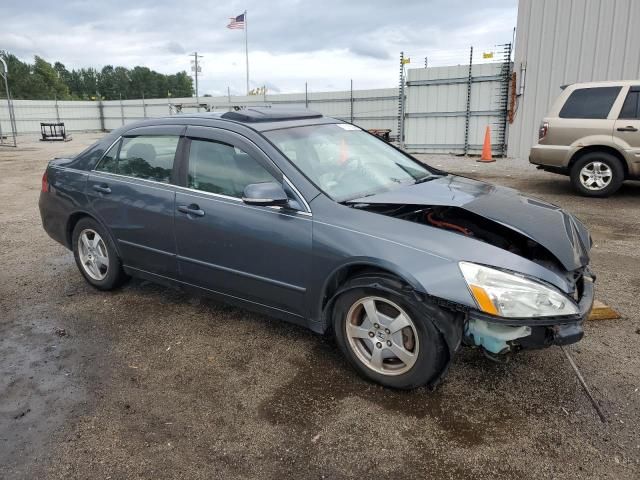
xmin=559 ymin=87 xmax=621 ymax=119
xmin=619 ymin=87 xmax=640 ymax=119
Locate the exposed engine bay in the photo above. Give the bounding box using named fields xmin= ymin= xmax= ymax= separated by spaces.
xmin=357 ymin=203 xmax=564 ymax=272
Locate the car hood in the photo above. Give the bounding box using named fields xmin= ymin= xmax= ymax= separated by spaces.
xmin=348 ymin=174 xmax=590 ymax=271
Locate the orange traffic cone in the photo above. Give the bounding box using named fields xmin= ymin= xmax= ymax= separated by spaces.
xmin=478 ymin=126 xmax=495 ymax=163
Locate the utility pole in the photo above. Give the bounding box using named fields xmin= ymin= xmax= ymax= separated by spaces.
xmin=0 ymin=56 xmax=17 ymax=147
xmin=350 ymin=79 xmax=354 ymax=123
xmin=189 ymin=52 xmax=203 ymax=111
xmin=244 ymin=10 xmax=250 ymax=94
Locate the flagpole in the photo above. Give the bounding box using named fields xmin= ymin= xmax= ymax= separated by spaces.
xmin=245 ymin=10 xmax=249 ymax=94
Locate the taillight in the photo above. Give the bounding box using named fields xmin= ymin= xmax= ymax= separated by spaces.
xmin=41 ymin=170 xmax=49 ymax=192
xmin=538 ymin=121 xmax=549 ymax=140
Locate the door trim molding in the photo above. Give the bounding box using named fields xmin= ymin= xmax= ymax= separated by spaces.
xmin=124 ymin=265 xmax=305 ymax=318
xmin=118 ymin=239 xmax=176 ymax=257
xmin=177 ymin=254 xmax=306 ymax=293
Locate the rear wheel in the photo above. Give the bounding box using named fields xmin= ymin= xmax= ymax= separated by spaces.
xmin=72 ymin=217 xmax=127 ymax=290
xmin=570 ymin=151 xmax=624 ymax=197
xmin=332 ymin=275 xmax=449 ymax=389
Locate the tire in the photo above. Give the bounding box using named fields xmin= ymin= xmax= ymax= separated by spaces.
xmin=570 ymin=151 xmax=624 ymax=197
xmin=331 ymin=274 xmax=450 ymax=389
xmin=72 ymin=217 xmax=127 ymax=290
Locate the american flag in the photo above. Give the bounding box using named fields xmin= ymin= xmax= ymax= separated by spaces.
xmin=227 ymin=13 xmax=245 ymax=29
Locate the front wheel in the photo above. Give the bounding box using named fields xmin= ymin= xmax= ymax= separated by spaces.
xmin=332 ymin=275 xmax=450 ymax=389
xmin=570 ymin=152 xmax=624 ymax=197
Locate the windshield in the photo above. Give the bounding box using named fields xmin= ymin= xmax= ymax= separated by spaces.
xmin=264 ymin=124 xmax=434 ymax=202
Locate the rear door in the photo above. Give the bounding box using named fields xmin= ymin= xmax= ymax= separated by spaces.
xmin=613 ymin=86 xmax=640 ymax=163
xmin=87 ymin=125 xmax=184 ymax=278
xmin=173 ymin=126 xmax=312 ymax=318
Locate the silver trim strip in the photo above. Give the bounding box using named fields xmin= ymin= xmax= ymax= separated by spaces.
xmin=174 ymin=187 xmax=312 ymax=219
xmin=284 ymin=176 xmax=312 ymax=213
xmin=173 ymin=183 xmax=242 ymax=202
xmin=50 ymin=165 xmax=88 ymax=175
xmin=91 ymin=170 xmax=174 ymax=192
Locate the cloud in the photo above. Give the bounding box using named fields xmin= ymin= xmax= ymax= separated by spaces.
xmin=166 ymin=42 xmax=185 ymax=55
xmin=0 ymin=0 xmax=517 ymax=95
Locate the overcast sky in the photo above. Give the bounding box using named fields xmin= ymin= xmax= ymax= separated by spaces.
xmin=2 ymin=0 xmax=517 ymax=96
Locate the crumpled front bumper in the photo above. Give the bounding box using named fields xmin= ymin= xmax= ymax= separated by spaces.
xmin=466 ymin=274 xmax=595 ymax=353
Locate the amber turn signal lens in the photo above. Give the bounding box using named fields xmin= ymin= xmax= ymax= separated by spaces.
xmin=469 ymin=284 xmax=499 ymax=315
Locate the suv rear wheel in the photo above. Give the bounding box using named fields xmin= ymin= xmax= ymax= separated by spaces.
xmin=570 ymin=151 xmax=624 ymax=197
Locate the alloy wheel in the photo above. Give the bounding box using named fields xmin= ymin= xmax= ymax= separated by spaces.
xmin=345 ymin=296 xmax=419 ymax=376
xmin=579 ymin=161 xmax=613 ymax=191
xmin=77 ymin=229 xmax=109 ymax=281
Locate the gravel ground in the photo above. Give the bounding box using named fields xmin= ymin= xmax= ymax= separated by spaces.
xmin=1 ymin=133 xmax=639 ymax=479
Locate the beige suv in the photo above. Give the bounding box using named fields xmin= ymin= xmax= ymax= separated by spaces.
xmin=530 ymin=80 xmax=640 ymax=197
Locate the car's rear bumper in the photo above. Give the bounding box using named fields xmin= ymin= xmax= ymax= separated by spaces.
xmin=529 ymin=144 xmax=572 ymax=169
xmin=466 ymin=274 xmax=594 ymax=352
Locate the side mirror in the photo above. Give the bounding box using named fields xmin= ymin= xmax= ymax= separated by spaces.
xmin=242 ymin=182 xmax=289 ymax=207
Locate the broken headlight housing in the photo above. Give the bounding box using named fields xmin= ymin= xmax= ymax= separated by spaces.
xmin=459 ymin=262 xmax=579 ymax=318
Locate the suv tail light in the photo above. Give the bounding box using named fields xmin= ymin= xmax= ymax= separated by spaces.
xmin=41 ymin=170 xmax=49 ymax=192
xmin=538 ymin=121 xmax=549 ymax=140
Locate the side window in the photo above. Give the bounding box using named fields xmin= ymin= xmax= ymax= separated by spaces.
xmin=96 ymin=140 xmax=120 ymax=173
xmin=96 ymin=135 xmax=179 ymax=183
xmin=619 ymin=88 xmax=640 ymax=119
xmin=559 ymin=87 xmax=621 ymax=119
xmin=187 ymin=139 xmax=278 ymax=198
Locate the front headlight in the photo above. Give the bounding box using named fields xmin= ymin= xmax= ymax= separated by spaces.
xmin=459 ymin=262 xmax=579 ymax=318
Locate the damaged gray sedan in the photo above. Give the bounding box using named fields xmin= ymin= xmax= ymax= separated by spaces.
xmin=39 ymin=108 xmax=595 ymax=389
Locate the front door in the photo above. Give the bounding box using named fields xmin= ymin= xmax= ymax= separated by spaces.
xmin=87 ymin=126 xmax=184 ymax=278
xmin=173 ymin=126 xmax=312 ymax=318
xmin=614 ymin=85 xmax=640 ymax=165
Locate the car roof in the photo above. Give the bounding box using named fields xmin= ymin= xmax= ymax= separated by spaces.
xmin=561 ymin=79 xmax=640 ymax=90
xmin=171 ymin=107 xmax=343 ymax=131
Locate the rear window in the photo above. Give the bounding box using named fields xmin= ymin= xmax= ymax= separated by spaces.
xmin=559 ymin=87 xmax=621 ymax=119
xmin=96 ymin=135 xmax=179 ymax=183
xmin=619 ymin=88 xmax=640 ymax=119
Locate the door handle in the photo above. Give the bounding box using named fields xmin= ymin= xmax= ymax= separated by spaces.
xmin=616 ymin=126 xmax=638 ymax=132
xmin=177 ymin=204 xmax=205 ymax=217
xmin=92 ymin=183 xmax=111 ymax=194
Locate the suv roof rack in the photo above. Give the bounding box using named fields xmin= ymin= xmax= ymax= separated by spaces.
xmin=221 ymin=107 xmax=323 ymax=123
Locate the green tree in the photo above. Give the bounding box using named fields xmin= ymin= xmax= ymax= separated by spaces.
xmin=0 ymin=51 xmax=194 ymax=100
xmin=113 ymin=67 xmax=130 ymax=99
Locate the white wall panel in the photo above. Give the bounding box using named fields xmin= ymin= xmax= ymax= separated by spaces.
xmin=508 ymin=0 xmax=640 ymax=160
xmin=404 ymin=63 xmax=505 ymax=153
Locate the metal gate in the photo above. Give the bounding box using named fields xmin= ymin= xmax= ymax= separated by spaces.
xmin=400 ymin=44 xmax=512 ymax=155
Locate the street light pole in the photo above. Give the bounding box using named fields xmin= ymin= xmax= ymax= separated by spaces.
xmin=189 ymin=52 xmax=203 ymax=111
xmin=0 ymin=56 xmax=17 ymax=147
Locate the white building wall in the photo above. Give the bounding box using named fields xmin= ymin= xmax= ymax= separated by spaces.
xmin=508 ymin=0 xmax=640 ymax=160
xmin=0 ymin=89 xmax=400 ymax=137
